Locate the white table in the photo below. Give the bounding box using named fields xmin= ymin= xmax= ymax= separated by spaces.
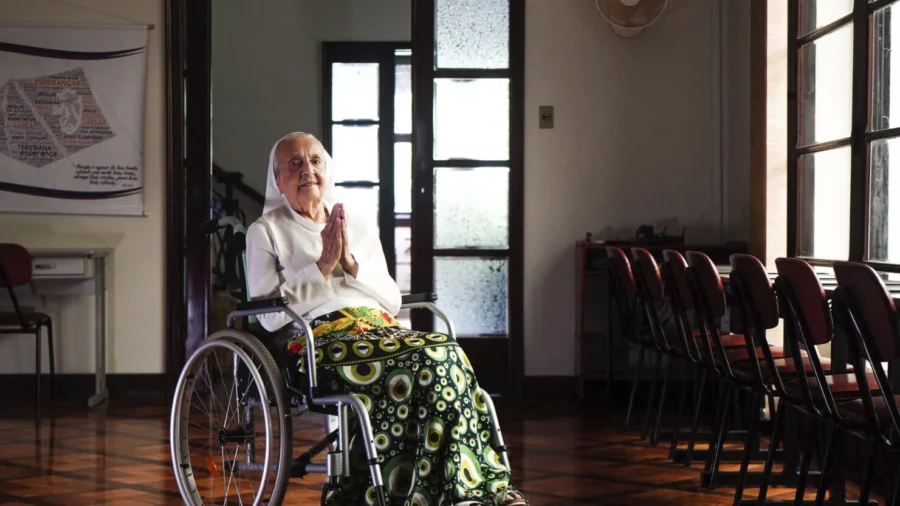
xmin=27 ymin=247 xmax=111 ymax=408
xmin=5 ymin=231 xmax=120 ymax=409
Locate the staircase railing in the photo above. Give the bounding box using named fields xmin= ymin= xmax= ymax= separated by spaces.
xmin=211 ymin=163 xmax=263 ymax=295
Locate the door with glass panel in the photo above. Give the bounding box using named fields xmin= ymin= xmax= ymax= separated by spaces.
xmin=322 ymin=42 xmax=414 ymax=325
xmin=411 ymin=0 xmax=524 ymax=397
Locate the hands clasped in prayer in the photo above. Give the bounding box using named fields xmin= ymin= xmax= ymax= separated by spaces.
xmin=316 ymin=203 xmax=358 ymax=278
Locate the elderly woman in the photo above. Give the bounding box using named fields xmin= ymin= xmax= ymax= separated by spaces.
xmin=246 ymin=132 xmax=527 ymax=506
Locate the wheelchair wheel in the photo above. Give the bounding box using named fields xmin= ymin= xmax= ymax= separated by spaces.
xmin=171 ymin=329 xmax=293 ymax=505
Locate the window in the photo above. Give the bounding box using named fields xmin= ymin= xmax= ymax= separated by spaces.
xmin=790 ymin=0 xmax=900 ymax=266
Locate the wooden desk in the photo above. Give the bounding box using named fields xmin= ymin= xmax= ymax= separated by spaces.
xmin=4 ymin=233 xmax=120 ymax=408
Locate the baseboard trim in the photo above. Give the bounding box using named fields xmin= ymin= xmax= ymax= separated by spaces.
xmin=0 ymin=373 xmax=166 ymax=403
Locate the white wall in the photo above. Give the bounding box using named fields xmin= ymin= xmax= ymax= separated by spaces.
xmin=0 ymin=0 xmax=165 ymax=374
xmin=212 ymin=0 xmax=411 ymax=204
xmin=524 ymin=0 xmax=751 ymax=375
xmin=211 ymin=0 xmax=752 ymax=377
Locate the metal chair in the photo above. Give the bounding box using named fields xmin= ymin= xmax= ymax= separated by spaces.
xmin=0 ymin=243 xmax=55 ymax=408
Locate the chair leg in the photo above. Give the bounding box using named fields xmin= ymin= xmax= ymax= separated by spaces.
xmin=668 ymin=367 xmax=692 ymax=457
xmin=793 ymin=417 xmax=819 ymax=503
xmin=625 ymin=345 xmax=646 ymax=431
xmin=858 ymin=441 xmax=878 ymax=506
xmin=888 ymin=458 xmax=900 ymax=506
xmin=684 ymin=371 xmax=708 ymax=467
xmin=650 ymin=354 xmax=672 ymax=446
xmin=757 ymin=400 xmax=783 ymax=504
xmin=705 ymin=385 xmax=733 ymax=489
xmin=642 ymin=351 xmax=663 ymax=441
xmin=35 ymin=328 xmax=42 ymax=409
xmin=732 ymin=387 xmax=762 ymax=505
xmin=814 ymin=422 xmax=836 ymax=505
xmin=46 ymin=320 xmax=55 ymax=400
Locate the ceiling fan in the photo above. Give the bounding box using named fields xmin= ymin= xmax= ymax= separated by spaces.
xmin=595 ymin=0 xmax=669 ymax=38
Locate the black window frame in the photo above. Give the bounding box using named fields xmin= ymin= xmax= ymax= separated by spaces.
xmin=788 ymin=0 xmax=900 ymax=268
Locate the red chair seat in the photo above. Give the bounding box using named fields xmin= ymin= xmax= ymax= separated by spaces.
xmin=808 ymin=372 xmax=880 ymax=394
xmin=694 ymin=330 xmax=745 ymax=346
xmin=0 ymin=311 xmax=50 ymax=328
xmin=771 ymin=356 xmax=846 ymax=374
xmin=726 ymin=345 xmax=786 ymax=363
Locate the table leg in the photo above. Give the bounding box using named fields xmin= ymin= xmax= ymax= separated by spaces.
xmin=88 ymin=255 xmax=109 ymax=408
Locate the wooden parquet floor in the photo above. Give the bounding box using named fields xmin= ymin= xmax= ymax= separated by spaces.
xmin=0 ymin=399 xmax=878 ymax=505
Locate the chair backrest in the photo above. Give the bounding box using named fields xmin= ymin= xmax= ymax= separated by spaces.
xmin=606 ymin=246 xmax=640 ymax=339
xmin=832 ymin=261 xmax=900 ymax=435
xmin=662 ymin=250 xmax=694 ymax=311
xmin=685 ymin=250 xmax=727 ymax=319
xmin=833 ymin=261 xmax=900 ymax=362
xmin=606 ymin=246 xmax=637 ymax=303
xmin=0 ymin=244 xmax=32 ymax=288
xmin=729 ymin=254 xmax=791 ymax=393
xmin=729 ymin=254 xmax=779 ymax=331
xmin=772 ymin=257 xmax=843 ymax=416
xmin=774 ymin=258 xmax=833 ymax=346
xmin=631 ymin=248 xmax=664 ymax=303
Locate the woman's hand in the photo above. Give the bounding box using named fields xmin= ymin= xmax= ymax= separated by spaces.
xmin=316 ymin=207 xmax=342 ymax=277
xmin=336 ymin=204 xmax=359 ymax=277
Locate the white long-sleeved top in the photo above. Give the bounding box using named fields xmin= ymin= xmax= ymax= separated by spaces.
xmin=245 ymin=204 xmax=402 ymax=333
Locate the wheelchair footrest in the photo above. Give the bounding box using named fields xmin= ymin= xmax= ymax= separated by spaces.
xmin=290 ymin=429 xmax=339 ymax=478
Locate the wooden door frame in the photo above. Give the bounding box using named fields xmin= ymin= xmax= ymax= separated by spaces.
xmin=164 ymin=0 xmax=212 ymax=400
xmin=164 ymin=0 xmax=524 ymax=403
xmin=411 ymin=0 xmax=525 ymax=400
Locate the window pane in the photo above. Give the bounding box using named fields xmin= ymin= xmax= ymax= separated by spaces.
xmin=434 ymin=167 xmax=509 ymax=248
xmin=434 ymin=257 xmax=507 ymax=335
xmin=871 ymin=4 xmax=900 ymax=131
xmin=797 ymin=147 xmax=851 ymax=260
xmin=435 ymin=0 xmax=509 ymax=69
xmin=798 ymin=0 xmax=853 ymax=37
xmin=395 ymin=226 xmax=411 ymax=292
xmin=434 ymin=78 xmax=509 ymax=160
xmin=395 ymin=63 xmax=412 ymax=134
xmin=868 ymin=137 xmax=900 ymax=262
xmin=799 ymin=24 xmax=852 ymax=146
xmin=332 ymin=125 xmax=379 ymax=183
xmin=334 ymin=186 xmax=379 ymax=230
xmin=331 ymin=63 xmax=379 ymax=121
xmin=394 ymin=142 xmax=412 ymax=213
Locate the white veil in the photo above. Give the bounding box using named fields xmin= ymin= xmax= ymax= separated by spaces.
xmin=263 ymin=132 xmax=337 ymax=215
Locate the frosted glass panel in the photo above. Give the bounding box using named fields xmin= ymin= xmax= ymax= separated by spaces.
xmin=435 ymin=168 xmax=509 ymax=248
xmin=434 ymin=79 xmax=509 ymax=160
xmin=395 ymin=142 xmax=412 ymax=213
xmin=436 ymin=0 xmax=509 ymax=69
xmin=332 ymin=125 xmax=379 ymax=182
xmin=334 ymin=186 xmax=379 ymax=229
xmin=434 ymin=258 xmax=507 ymax=335
xmin=395 ymin=64 xmax=412 ymax=134
xmin=331 ymin=63 xmax=379 ymax=121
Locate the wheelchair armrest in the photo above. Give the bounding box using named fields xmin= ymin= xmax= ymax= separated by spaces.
xmin=235 ymin=296 xmax=288 ymax=312
xmin=401 ymin=293 xmax=437 ymax=305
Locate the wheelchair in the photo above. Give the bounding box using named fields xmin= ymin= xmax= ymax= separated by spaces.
xmin=170 ymin=217 xmax=510 ymax=505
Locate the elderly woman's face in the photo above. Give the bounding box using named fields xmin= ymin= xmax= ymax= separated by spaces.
xmin=275 ymin=135 xmax=328 ymax=209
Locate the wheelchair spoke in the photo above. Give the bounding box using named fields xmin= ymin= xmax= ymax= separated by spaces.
xmin=172 ymin=331 xmax=291 ymax=506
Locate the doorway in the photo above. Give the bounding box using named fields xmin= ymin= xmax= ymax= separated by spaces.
xmin=165 ymin=0 xmax=524 ymax=400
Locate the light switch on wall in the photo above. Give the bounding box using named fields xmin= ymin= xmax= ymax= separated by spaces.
xmin=539 ymin=105 xmax=554 ymax=129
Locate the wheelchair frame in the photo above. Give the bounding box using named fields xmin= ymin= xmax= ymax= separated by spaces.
xmin=170 ymin=217 xmax=510 ymax=506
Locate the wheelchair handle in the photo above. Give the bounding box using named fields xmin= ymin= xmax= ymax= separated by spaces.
xmin=200 ymin=216 xmax=241 ymax=235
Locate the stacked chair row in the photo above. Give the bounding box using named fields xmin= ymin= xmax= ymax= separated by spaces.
xmin=605 ymin=246 xmax=900 ymax=505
